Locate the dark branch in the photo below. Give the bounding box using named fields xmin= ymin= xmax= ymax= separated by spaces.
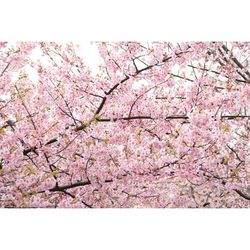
xmin=98 ymin=116 xmax=153 ymax=122
xmin=45 ymin=138 xmax=58 ymax=145
xmin=104 ymin=76 xmax=130 ymax=96
xmin=234 ymin=189 xmax=250 ymax=201
xmin=95 ymin=48 xmax=190 ymax=116
xmin=49 ymin=179 xmax=91 ymax=192
xmin=221 ymin=115 xmax=250 ymax=120
xmin=91 ymin=114 xmax=250 ymax=124
xmin=165 ymin=116 xmax=189 ymax=120
xmin=95 ymin=97 xmax=107 ymax=115
xmin=221 ymin=45 xmax=250 ymax=79
xmin=60 ymin=189 xmax=92 ymax=208
xmin=0 ymin=62 xmax=10 ymax=77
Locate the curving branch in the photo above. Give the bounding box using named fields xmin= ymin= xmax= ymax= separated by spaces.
xmin=95 ymin=49 xmax=190 ymax=116
xmin=234 ymin=189 xmax=250 ymax=201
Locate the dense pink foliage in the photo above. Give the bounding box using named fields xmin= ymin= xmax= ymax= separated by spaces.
xmin=1 ymin=41 xmax=250 ymax=208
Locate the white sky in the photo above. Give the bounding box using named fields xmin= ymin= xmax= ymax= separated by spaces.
xmin=11 ymin=42 xmax=102 ymax=84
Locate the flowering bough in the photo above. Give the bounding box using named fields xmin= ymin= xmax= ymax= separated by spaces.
xmin=1 ymin=41 xmax=250 ymax=208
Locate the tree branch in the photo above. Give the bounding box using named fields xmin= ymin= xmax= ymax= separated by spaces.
xmin=0 ymin=62 xmax=10 ymax=77
xmin=234 ymin=189 xmax=250 ymax=201
xmin=49 ymin=179 xmax=91 ymax=192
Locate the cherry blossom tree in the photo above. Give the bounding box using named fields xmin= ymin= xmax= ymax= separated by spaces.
xmin=1 ymin=41 xmax=250 ymax=208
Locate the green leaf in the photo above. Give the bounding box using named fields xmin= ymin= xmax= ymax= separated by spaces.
xmin=51 ymin=170 xmax=59 ymax=177
xmin=25 ymin=165 xmax=36 ymax=175
xmin=82 ymin=121 xmax=90 ymax=127
xmin=28 ymin=190 xmax=37 ymax=196
xmin=95 ymin=115 xmax=101 ymax=121
xmin=0 ymin=127 xmax=5 ymax=135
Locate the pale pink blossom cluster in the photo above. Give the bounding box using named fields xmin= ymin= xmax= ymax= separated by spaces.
xmin=0 ymin=42 xmax=250 ymax=208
